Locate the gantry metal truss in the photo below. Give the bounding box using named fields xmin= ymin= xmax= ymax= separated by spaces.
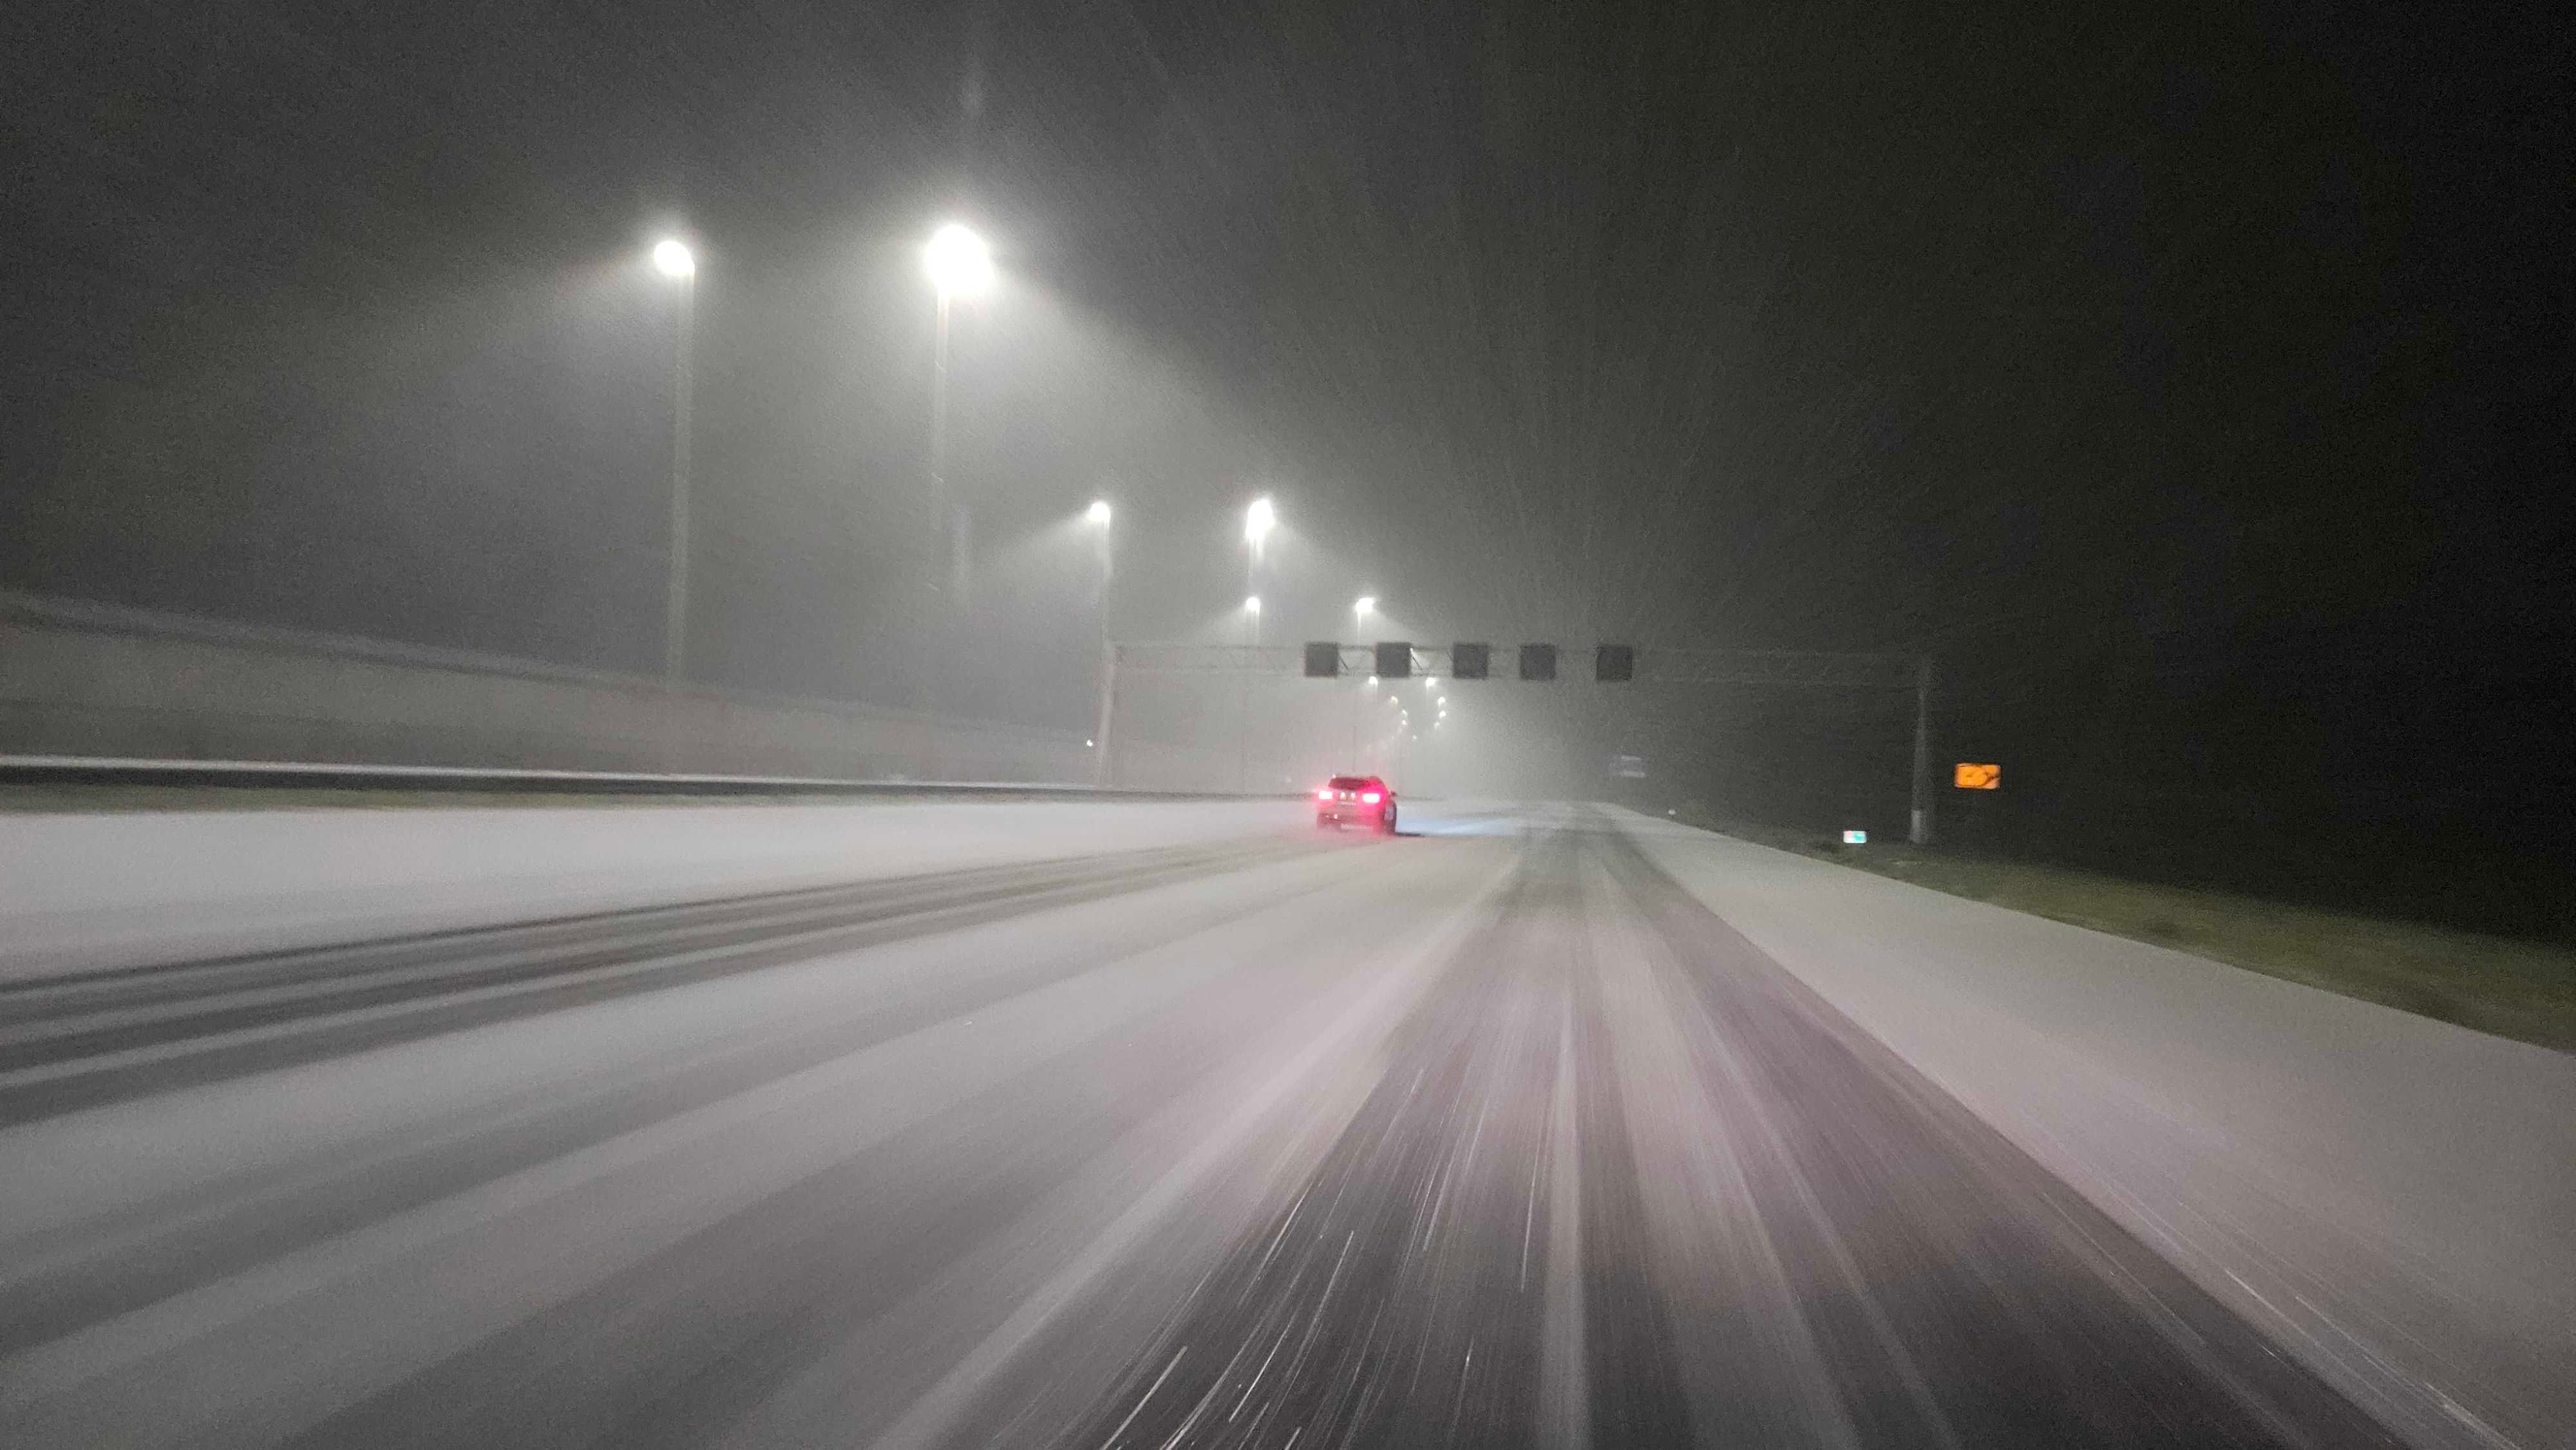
xmin=1631 ymin=648 xmax=1920 ymax=690
xmin=1108 ymin=642 xmax=1916 ymax=688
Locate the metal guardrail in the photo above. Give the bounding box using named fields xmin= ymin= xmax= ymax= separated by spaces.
xmin=0 ymin=755 xmax=1298 ymax=802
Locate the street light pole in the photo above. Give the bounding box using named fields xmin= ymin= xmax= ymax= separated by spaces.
xmin=1242 ymin=496 xmax=1275 ymax=644
xmin=650 ymin=239 xmax=697 ymax=687
xmin=1237 ymin=594 xmax=1260 ymax=793
xmin=923 ymin=224 xmax=994 ymax=600
xmin=1349 ymin=679 xmax=1361 ymax=767
xmin=1088 ymin=500 xmax=1114 ymax=787
xmin=917 ymin=223 xmax=993 ymax=767
xmin=1350 ymin=596 xmax=1376 ymax=766
xmin=930 ymin=287 xmax=952 ymax=581
xmin=1910 ymin=653 xmax=1937 ymax=845
xmin=1236 ymin=497 xmax=1276 ymax=793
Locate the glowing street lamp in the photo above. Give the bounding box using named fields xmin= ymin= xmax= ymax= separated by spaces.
xmin=651 ymin=238 xmax=696 ymax=279
xmin=1086 ymin=499 xmax=1113 ymax=526
xmin=923 ymin=223 xmax=994 ymax=299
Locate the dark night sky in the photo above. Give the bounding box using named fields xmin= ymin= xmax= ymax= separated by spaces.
xmin=3 ymin=1 xmax=2568 ymax=866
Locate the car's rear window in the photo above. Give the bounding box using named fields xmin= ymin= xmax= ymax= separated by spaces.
xmin=1328 ymin=777 xmax=1373 ymax=790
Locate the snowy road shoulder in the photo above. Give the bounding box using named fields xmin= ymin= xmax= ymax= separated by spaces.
xmin=1607 ymin=806 xmax=2576 ymax=1450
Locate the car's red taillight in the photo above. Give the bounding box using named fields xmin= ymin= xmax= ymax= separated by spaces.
xmin=1359 ymin=791 xmax=1382 ymax=804
xmin=1316 ymin=789 xmax=1334 ymax=802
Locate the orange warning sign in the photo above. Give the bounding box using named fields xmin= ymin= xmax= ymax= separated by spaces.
xmin=1954 ymin=762 xmax=2001 ymax=790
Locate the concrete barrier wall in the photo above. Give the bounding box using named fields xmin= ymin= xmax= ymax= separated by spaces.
xmin=0 ymin=591 xmax=1106 ymax=783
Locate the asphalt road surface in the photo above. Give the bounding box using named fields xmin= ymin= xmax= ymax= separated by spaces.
xmin=0 ymin=805 xmax=2409 ymax=1447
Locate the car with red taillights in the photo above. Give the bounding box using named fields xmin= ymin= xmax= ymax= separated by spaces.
xmin=1314 ymin=775 xmax=1397 ymax=833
